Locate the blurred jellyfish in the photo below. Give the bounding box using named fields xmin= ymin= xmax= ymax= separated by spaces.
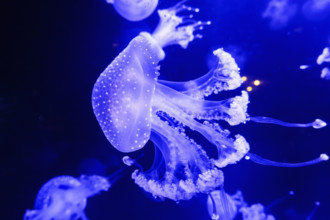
xmin=24 ymin=175 xmax=110 ymax=220
xmin=316 ymin=47 xmax=330 ymax=79
xmin=106 ymin=0 xmax=159 ymax=21
xmin=317 ymin=47 xmax=330 ymax=65
xmin=321 ymin=67 xmax=330 ymax=79
xmin=302 ymin=0 xmax=330 ymax=21
xmin=262 ymin=0 xmax=297 ymax=30
xmin=307 ymin=201 xmax=321 ymax=220
xmin=92 ymin=0 xmax=328 ymax=203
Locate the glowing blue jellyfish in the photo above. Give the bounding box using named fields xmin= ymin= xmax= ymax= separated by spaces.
xmin=24 ymin=175 xmax=110 ymax=220
xmin=92 ymin=1 xmax=328 ymax=203
xmin=207 ymin=190 xmax=275 ymax=220
xmin=106 ymin=0 xmax=159 ymax=21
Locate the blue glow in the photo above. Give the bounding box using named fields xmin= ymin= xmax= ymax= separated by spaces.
xmin=4 ymin=0 xmax=330 ymax=219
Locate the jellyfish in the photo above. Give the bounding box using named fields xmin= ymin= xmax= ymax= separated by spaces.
xmin=302 ymin=0 xmax=330 ymax=21
xmin=262 ymin=0 xmax=297 ymax=30
xmin=106 ymin=0 xmax=159 ymax=21
xmin=92 ymin=1 xmax=328 ymax=202
xmin=24 ymin=175 xmax=110 ymax=220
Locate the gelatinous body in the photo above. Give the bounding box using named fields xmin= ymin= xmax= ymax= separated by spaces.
xmin=106 ymin=0 xmax=158 ymax=21
xmin=92 ymin=1 xmax=327 ymax=202
xmin=24 ymin=175 xmax=110 ymax=220
xmin=93 ymin=2 xmax=245 ymax=201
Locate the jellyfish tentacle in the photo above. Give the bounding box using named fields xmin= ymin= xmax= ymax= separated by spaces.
xmin=132 ymin=115 xmax=224 ymax=201
xmin=249 ymin=116 xmax=327 ymax=129
xmin=152 ymin=83 xmax=250 ymax=168
xmin=207 ymin=189 xmax=241 ymax=220
xmin=265 ymin=190 xmax=294 ymax=211
xmin=209 ymin=193 xmax=220 ymax=220
xmin=158 ymin=49 xmax=242 ymax=99
xmin=307 ymin=201 xmax=321 ymax=220
xmin=152 ymin=1 xmax=210 ymax=48
xmin=246 ymin=152 xmax=329 ymax=167
xmin=155 ymin=83 xmax=249 ymax=126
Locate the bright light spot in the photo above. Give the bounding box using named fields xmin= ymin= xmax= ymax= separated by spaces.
xmin=242 ymin=76 xmax=247 ymax=82
xmin=246 ymin=86 xmax=253 ymax=92
xmin=253 ymin=80 xmax=261 ymax=86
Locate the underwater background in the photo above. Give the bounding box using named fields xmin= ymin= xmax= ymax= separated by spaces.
xmin=2 ymin=0 xmax=330 ymax=219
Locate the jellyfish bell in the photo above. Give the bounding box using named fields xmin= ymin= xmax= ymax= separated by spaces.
xmin=106 ymin=0 xmax=159 ymax=21
xmin=92 ymin=1 xmax=212 ymax=153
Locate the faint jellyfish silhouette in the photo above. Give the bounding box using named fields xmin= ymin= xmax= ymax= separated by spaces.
xmin=92 ymin=0 xmax=328 ymax=203
xmin=317 ymin=47 xmax=330 ymax=65
xmin=316 ymin=47 xmax=330 ymax=79
xmin=321 ymin=67 xmax=330 ymax=80
xmin=307 ymin=201 xmax=321 ymax=220
xmin=302 ymin=0 xmax=330 ymax=21
xmin=106 ymin=0 xmax=159 ymax=21
xmin=24 ymin=175 xmax=110 ymax=220
xmin=262 ymin=0 xmax=297 ymax=30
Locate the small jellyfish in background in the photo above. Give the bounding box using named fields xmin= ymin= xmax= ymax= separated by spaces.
xmin=317 ymin=47 xmax=330 ymax=65
xmin=207 ymin=190 xmax=275 ymax=220
xmin=106 ymin=0 xmax=159 ymax=21
xmin=302 ymin=0 xmax=330 ymax=21
xmin=92 ymin=0 xmax=328 ymax=205
xmin=24 ymin=175 xmax=110 ymax=220
xmin=300 ymin=46 xmax=330 ymax=79
xmin=262 ymin=0 xmax=297 ymax=30
xmin=321 ymin=67 xmax=330 ymax=79
xmin=316 ymin=47 xmax=330 ymax=79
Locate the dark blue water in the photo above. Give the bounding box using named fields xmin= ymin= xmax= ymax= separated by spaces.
xmin=2 ymin=0 xmax=330 ymax=219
